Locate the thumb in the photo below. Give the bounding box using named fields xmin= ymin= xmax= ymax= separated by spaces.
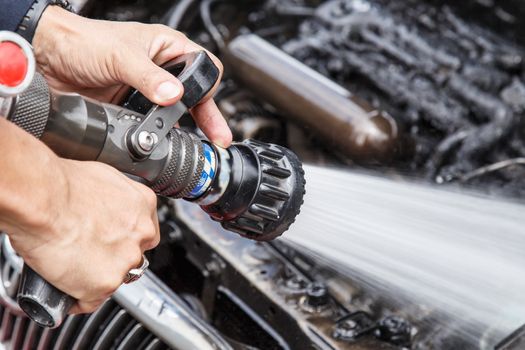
xmin=118 ymin=55 xmax=184 ymax=106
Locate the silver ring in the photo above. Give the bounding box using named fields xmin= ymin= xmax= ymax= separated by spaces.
xmin=124 ymin=255 xmax=149 ymax=284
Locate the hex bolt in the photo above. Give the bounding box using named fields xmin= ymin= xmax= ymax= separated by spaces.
xmin=333 ymin=319 xmax=359 ymax=340
xmin=285 ymin=275 xmax=308 ymax=291
xmin=375 ymin=315 xmax=412 ymax=346
xmin=137 ymin=131 xmax=155 ymax=152
xmin=306 ymin=282 xmax=329 ymax=308
xmin=204 ymin=256 xmax=225 ymax=278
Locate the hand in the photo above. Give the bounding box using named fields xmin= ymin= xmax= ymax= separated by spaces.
xmin=33 ymin=6 xmax=232 ymax=148
xmin=10 ymin=159 xmax=160 ymax=314
xmin=0 ymin=119 xmax=160 ymax=313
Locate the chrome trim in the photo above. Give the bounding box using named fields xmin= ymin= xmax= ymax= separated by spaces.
xmin=0 ymin=97 xmax=14 ymax=118
xmin=114 ymin=271 xmax=233 ymax=350
xmin=71 ymin=300 xmax=115 ymax=350
xmin=0 ymin=234 xmax=24 ymax=315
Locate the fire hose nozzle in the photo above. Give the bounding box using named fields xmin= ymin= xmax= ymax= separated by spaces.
xmin=4 ymin=49 xmax=305 ymax=328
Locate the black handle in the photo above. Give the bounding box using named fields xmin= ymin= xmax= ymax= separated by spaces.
xmin=15 ymin=51 xmax=220 ymax=328
xmin=123 ymin=50 xmax=220 ymax=113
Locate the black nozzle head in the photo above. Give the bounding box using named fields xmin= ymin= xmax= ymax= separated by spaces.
xmin=203 ymin=140 xmax=305 ymax=241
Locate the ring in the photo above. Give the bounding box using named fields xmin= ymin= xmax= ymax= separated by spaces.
xmin=124 ymin=255 xmax=149 ymax=284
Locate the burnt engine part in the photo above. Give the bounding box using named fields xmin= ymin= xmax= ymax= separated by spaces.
xmin=223 ymin=34 xmax=399 ymax=161
xmin=279 ymin=0 xmax=525 ymax=196
xmin=86 ymin=0 xmax=525 ymax=197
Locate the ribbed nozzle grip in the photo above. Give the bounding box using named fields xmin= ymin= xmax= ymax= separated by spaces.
xmin=10 ymin=73 xmax=50 ymax=139
xmin=151 ymin=128 xmax=205 ymax=199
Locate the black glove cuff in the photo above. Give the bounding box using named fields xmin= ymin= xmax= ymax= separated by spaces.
xmin=16 ymin=0 xmax=74 ymax=44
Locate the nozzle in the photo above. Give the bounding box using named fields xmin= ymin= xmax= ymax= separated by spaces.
xmin=200 ymin=140 xmax=305 ymax=241
xmin=123 ymin=52 xmax=306 ymax=241
xmin=144 ymin=129 xmax=306 ymax=240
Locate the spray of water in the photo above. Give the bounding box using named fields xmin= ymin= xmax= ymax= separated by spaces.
xmin=284 ymin=165 xmax=525 ymax=348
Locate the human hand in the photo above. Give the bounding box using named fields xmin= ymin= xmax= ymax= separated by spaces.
xmin=1 ymin=119 xmax=160 ymax=313
xmin=33 ymin=6 xmax=232 ymax=148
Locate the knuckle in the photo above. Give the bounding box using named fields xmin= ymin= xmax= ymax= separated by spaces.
xmin=144 ymin=229 xmax=160 ymax=250
xmin=143 ymin=188 xmax=158 ymax=208
xmin=151 ymin=24 xmax=185 ymax=41
xmin=160 ymin=25 xmax=188 ymax=43
xmin=133 ymin=188 xmax=157 ymax=212
xmin=81 ymin=302 xmax=101 ymax=314
xmin=130 ymin=189 xmax=145 ymax=205
xmin=151 ymin=23 xmax=169 ymax=33
xmin=152 ymin=230 xmax=161 ymax=247
xmin=142 ymin=224 xmax=156 ymax=239
xmin=174 ymin=30 xmax=188 ymax=41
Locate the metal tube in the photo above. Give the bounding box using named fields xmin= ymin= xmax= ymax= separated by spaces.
xmin=114 ymin=271 xmax=233 ymax=350
xmin=0 ymin=96 xmax=13 ymax=118
xmin=223 ymin=34 xmax=398 ymax=161
xmin=41 ymin=93 xmax=109 ymax=161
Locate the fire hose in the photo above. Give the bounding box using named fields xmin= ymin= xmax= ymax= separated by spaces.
xmin=0 ymin=31 xmax=305 ymax=328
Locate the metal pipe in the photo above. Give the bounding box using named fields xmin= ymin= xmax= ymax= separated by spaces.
xmin=0 ymin=96 xmax=13 ymax=117
xmin=165 ymin=0 xmax=195 ymax=29
xmin=114 ymin=271 xmax=233 ymax=350
xmin=222 ymin=34 xmax=398 ymax=161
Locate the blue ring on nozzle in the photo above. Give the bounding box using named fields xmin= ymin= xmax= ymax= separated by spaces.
xmin=188 ymin=142 xmax=217 ymax=198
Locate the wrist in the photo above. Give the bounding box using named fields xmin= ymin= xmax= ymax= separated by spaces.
xmin=0 ymin=119 xmax=68 ymax=240
xmin=33 ymin=6 xmax=81 ymax=72
xmin=16 ymin=1 xmax=74 ymax=45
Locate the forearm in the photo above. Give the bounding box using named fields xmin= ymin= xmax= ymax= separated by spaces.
xmin=0 ymin=118 xmax=65 ymax=236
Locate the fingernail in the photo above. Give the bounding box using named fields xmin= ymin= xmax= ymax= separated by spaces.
xmin=215 ymin=138 xmax=230 ymax=149
xmin=155 ymin=81 xmax=181 ymax=101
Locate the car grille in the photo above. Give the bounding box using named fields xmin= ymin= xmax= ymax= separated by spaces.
xmin=0 ymin=299 xmax=171 ymax=350
xmin=0 ymin=233 xmax=174 ymax=350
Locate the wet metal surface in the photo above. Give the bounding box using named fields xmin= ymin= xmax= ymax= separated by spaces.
xmin=175 ymin=201 xmax=404 ymax=350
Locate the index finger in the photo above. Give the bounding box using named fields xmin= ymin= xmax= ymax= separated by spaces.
xmin=191 ymin=99 xmax=232 ymax=148
xmin=153 ymin=31 xmax=232 ymax=147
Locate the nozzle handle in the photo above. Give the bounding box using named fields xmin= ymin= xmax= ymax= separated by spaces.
xmin=17 ymin=264 xmax=74 ymax=328
xmin=123 ymin=50 xmax=220 ymax=112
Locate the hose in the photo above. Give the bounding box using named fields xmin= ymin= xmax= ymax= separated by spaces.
xmin=165 ymin=0 xmax=196 ymax=29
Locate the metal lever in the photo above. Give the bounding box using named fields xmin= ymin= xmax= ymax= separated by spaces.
xmin=17 ymin=51 xmax=220 ymax=328
xmin=127 ymin=50 xmax=219 ymax=159
xmin=127 ymin=103 xmax=187 ymax=159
